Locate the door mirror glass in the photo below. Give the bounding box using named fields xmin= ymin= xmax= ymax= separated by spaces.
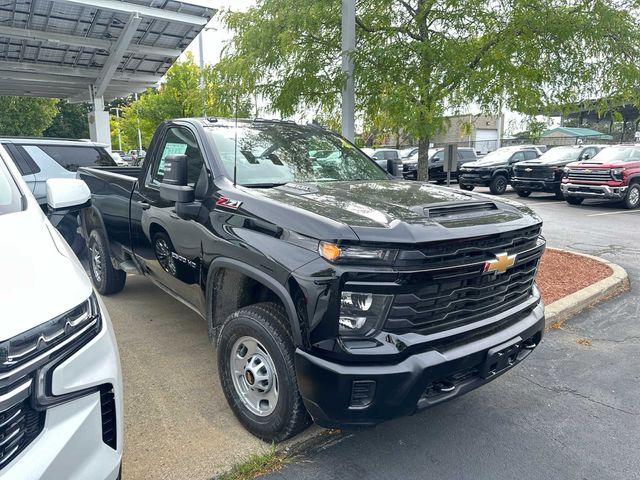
xmin=160 ymin=154 xmax=195 ymax=203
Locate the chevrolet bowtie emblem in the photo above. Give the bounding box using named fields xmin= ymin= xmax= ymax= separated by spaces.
xmin=525 ymin=168 xmax=532 ymax=172
xmin=484 ymin=252 xmax=517 ymax=274
xmin=583 ymin=169 xmax=591 ymax=173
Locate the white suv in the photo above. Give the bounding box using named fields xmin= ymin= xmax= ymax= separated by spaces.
xmin=0 ymin=145 xmax=123 ymax=479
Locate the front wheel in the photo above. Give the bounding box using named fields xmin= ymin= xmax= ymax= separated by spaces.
xmin=565 ymin=196 xmax=584 ymax=205
xmin=217 ymin=303 xmax=310 ymax=442
xmin=623 ymin=183 xmax=640 ymax=209
xmin=516 ymin=190 xmax=531 ymax=198
xmin=460 ymin=184 xmax=474 ymax=191
xmin=489 ymin=175 xmax=508 ymax=195
xmin=88 ymin=229 xmax=126 ymax=295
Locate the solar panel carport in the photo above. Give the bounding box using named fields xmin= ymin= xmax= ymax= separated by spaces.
xmin=0 ymin=0 xmax=214 ymax=147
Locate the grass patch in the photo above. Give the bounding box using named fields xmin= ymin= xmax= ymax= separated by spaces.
xmin=216 ymin=445 xmax=287 ymax=480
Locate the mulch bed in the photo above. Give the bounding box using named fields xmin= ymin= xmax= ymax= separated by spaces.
xmin=536 ymin=249 xmax=612 ymax=305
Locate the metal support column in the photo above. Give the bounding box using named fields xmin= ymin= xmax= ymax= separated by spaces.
xmin=341 ymin=0 xmax=355 ymax=142
xmin=88 ymin=85 xmax=111 ymax=148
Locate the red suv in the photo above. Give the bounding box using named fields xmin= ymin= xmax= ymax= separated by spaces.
xmin=561 ymin=145 xmax=640 ymax=209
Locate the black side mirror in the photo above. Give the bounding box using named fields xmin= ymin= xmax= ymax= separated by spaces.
xmin=160 ymin=154 xmax=195 ymax=203
xmin=581 ymin=154 xmax=591 ymax=161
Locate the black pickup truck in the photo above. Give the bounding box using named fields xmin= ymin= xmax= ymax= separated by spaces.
xmin=78 ymin=118 xmax=546 ymax=442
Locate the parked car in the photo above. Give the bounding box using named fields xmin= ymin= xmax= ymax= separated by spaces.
xmin=371 ymin=148 xmax=403 ymax=176
xmin=0 ymin=137 xmax=117 ymax=253
xmin=400 ymin=147 xmax=418 ymax=158
xmin=0 ymin=145 xmax=123 ymax=479
xmin=561 ymin=144 xmax=640 ymax=209
xmin=109 ymin=151 xmax=127 ymax=166
xmin=78 ymin=118 xmax=545 ymax=442
xmin=458 ymin=145 xmax=541 ymax=194
xmin=512 ymin=145 xmax=608 ymax=199
xmin=403 ymin=147 xmax=478 ymax=182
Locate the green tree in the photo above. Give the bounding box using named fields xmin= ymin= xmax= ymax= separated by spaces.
xmin=221 ymin=0 xmax=640 ymax=180
xmin=44 ymin=101 xmax=91 ymax=139
xmin=0 ymin=97 xmax=58 ymax=136
xmin=118 ymin=53 xmax=252 ymax=149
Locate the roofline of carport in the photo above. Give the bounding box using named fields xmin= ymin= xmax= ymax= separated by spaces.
xmin=56 ymin=0 xmax=210 ymax=25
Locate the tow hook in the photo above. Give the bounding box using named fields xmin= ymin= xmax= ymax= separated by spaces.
xmin=522 ymin=339 xmax=537 ymax=350
xmin=433 ymin=380 xmax=456 ymax=393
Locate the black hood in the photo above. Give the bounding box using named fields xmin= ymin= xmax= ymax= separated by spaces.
xmin=223 ymin=180 xmax=541 ymax=244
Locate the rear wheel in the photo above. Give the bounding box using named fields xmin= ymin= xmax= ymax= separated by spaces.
xmin=88 ymin=229 xmax=126 ymax=295
xmin=489 ymin=175 xmax=508 ymax=195
xmin=623 ymin=183 xmax=640 ymax=209
xmin=217 ymin=303 xmax=310 ymax=442
xmin=565 ymin=196 xmax=584 ymax=205
xmin=516 ymin=190 xmax=531 ymax=198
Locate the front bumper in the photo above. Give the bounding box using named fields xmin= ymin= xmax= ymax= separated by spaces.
xmin=561 ymin=182 xmax=628 ymax=200
xmin=512 ymin=178 xmax=560 ymax=192
xmin=295 ymin=299 xmax=544 ymax=428
xmin=3 ymin=295 xmax=123 ymax=480
xmin=459 ymin=172 xmax=492 ymax=186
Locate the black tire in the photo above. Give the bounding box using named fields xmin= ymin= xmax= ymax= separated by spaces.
xmin=516 ymin=190 xmax=531 ymax=198
xmin=565 ymin=196 xmax=584 ymax=205
xmin=623 ymin=183 xmax=640 ymax=209
xmin=435 ymin=179 xmax=446 ymax=185
xmin=554 ymin=190 xmax=565 ymax=200
xmin=460 ymin=184 xmax=474 ymax=191
xmin=217 ymin=303 xmax=310 ymax=442
xmin=489 ymin=175 xmax=508 ymax=195
xmin=88 ymin=229 xmax=126 ymax=295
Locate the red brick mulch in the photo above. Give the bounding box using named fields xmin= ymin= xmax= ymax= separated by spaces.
xmin=536 ymin=249 xmax=612 ymax=305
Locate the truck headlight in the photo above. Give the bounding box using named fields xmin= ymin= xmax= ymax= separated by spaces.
xmin=319 ymin=242 xmax=397 ymax=264
xmin=563 ymin=167 xmax=570 ymax=178
xmin=611 ymin=168 xmax=625 ymax=181
xmin=339 ymin=291 xmax=393 ymax=336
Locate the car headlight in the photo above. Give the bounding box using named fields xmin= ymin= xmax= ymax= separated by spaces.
xmin=611 ymin=168 xmax=625 ymax=181
xmin=339 ymin=291 xmax=393 ymax=337
xmin=319 ymin=242 xmax=398 ymax=264
xmin=563 ymin=167 xmax=571 ymax=178
xmin=0 ymin=293 xmax=101 ymax=371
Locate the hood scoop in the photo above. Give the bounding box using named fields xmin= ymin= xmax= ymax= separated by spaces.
xmin=424 ymin=201 xmax=498 ymax=220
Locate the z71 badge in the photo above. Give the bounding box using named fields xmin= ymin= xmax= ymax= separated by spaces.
xmin=215 ymin=196 xmax=242 ymax=210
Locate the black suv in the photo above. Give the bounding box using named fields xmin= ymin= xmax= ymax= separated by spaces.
xmin=79 ymin=118 xmax=546 ymax=441
xmin=459 ymin=146 xmax=541 ymax=194
xmin=403 ymin=147 xmax=477 ymax=181
xmin=512 ymin=145 xmax=607 ymax=199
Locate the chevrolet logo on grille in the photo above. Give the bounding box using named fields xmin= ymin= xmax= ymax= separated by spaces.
xmin=525 ymin=168 xmax=533 ymax=172
xmin=583 ymin=169 xmax=591 ymax=173
xmin=484 ymin=252 xmax=517 ymax=274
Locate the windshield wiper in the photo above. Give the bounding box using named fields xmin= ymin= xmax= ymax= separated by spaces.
xmin=241 ymin=182 xmax=290 ymax=188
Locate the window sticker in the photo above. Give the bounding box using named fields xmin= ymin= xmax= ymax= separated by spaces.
xmin=158 ymin=142 xmax=188 ymax=173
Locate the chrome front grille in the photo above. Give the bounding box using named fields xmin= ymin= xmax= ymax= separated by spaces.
xmin=385 ymin=226 xmax=544 ymax=336
xmin=567 ymin=168 xmax=612 ymax=182
xmin=0 ymin=379 xmax=44 ymax=469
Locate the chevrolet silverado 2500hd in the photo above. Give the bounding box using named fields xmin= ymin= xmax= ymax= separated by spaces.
xmin=78 ymin=118 xmax=546 ymax=442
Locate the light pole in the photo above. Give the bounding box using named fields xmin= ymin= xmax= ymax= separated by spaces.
xmin=110 ymin=107 xmax=123 ymax=151
xmin=198 ymin=25 xmax=218 ymax=118
xmin=341 ymin=0 xmax=356 ymax=142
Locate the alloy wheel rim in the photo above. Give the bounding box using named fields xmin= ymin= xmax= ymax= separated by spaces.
xmin=91 ymin=244 xmax=102 ymax=283
xmin=629 ymin=187 xmax=640 ymax=206
xmin=230 ymin=336 xmax=279 ymax=417
xmin=155 ymin=238 xmax=176 ymax=275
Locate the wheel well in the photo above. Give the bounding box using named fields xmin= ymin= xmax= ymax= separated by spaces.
xmin=81 ymin=207 xmax=103 ymax=235
xmin=492 ymin=171 xmax=508 ymax=179
xmin=149 ymin=222 xmax=167 ymax=241
xmin=209 ymin=268 xmax=287 ymax=335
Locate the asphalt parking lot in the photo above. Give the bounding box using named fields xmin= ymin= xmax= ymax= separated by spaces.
xmin=103 ymin=185 xmax=640 ymax=480
xmin=263 ymin=186 xmax=640 ymax=480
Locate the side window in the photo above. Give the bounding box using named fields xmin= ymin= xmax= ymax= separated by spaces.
xmin=3 ymin=144 xmax=41 ymax=175
xmin=524 ymin=151 xmax=538 ymax=160
xmin=152 ymin=127 xmax=204 ymax=187
xmin=372 ymin=151 xmax=384 ymax=160
xmin=432 ymin=151 xmax=444 ymax=162
xmin=23 ymin=145 xmax=116 ymax=172
xmin=582 ymin=148 xmax=596 ymax=158
xmin=511 ymin=152 xmax=526 ymax=162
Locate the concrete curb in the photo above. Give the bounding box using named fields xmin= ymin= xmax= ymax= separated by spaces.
xmin=544 ymin=248 xmax=629 ymax=328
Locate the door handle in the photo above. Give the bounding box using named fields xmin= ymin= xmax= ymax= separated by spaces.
xmin=138 ymin=201 xmax=151 ymax=210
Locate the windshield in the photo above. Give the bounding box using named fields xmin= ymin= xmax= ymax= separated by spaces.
xmin=0 ymin=158 xmax=23 ymax=216
xmin=590 ymin=146 xmax=640 ymax=163
xmin=476 ymin=149 xmax=514 ymax=164
xmin=537 ymin=147 xmax=580 ymax=163
xmin=207 ymin=123 xmax=388 ymax=186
